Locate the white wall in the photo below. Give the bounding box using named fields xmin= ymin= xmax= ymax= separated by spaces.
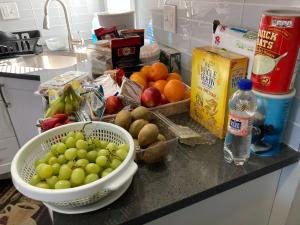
xmin=135 ymin=0 xmax=300 ymax=151
xmin=0 ymin=0 xmax=105 ymax=41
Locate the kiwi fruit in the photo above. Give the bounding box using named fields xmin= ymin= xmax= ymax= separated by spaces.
xmin=157 ymin=134 xmax=166 ymax=141
xmin=131 ymin=106 xmax=151 ymax=121
xmin=115 ymin=110 xmax=132 ymax=130
xmin=138 ymin=123 xmax=159 ymax=147
xmin=142 ymin=141 xmax=167 ymax=163
xmin=129 ymin=119 xmax=148 ymax=138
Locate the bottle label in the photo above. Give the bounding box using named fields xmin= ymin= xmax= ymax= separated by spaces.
xmin=228 ymin=114 xmax=250 ymax=136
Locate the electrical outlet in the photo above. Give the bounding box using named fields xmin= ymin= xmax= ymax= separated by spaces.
xmin=163 ymin=4 xmax=176 ymax=33
xmin=0 ymin=2 xmax=19 ymax=20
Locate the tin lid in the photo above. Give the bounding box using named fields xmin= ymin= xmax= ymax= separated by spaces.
xmin=264 ymin=9 xmax=300 ymax=17
xmin=252 ymin=89 xmax=296 ymax=99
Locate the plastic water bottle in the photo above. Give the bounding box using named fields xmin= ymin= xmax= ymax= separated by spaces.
xmin=224 ymin=79 xmax=257 ymax=166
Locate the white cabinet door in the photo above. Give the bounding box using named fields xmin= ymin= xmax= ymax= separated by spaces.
xmin=1 ymin=78 xmax=43 ymax=146
xmin=0 ymin=137 xmax=19 ymax=174
xmin=0 ymin=100 xmax=15 ymax=139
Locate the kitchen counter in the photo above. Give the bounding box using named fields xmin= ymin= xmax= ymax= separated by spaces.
xmin=53 ymin=114 xmax=300 ymax=225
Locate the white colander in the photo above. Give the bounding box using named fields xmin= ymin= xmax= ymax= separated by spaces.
xmin=11 ymin=122 xmax=137 ymax=208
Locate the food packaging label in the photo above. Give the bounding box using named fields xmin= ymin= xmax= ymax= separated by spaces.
xmin=190 ymin=46 xmax=248 ymax=139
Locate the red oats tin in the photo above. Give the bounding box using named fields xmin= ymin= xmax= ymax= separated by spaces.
xmin=251 ymin=9 xmax=300 ymax=94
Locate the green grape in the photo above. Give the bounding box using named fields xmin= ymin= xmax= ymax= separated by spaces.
xmin=35 ymin=182 xmax=50 ymax=189
xmin=67 ymin=161 xmax=75 ymax=169
xmin=34 ymin=159 xmax=46 ymax=168
xmin=84 ymin=173 xmax=99 ymax=184
xmin=52 ymin=163 xmax=60 ymax=175
xmin=56 ymin=142 xmax=67 ymax=154
xmin=65 ymin=137 xmax=76 ymax=148
xmin=66 ymin=131 xmax=76 ymax=138
xmin=96 ymin=156 xmax=107 ymax=167
xmin=43 ymin=152 xmax=54 ymax=162
xmin=61 ymin=136 xmax=68 ymax=143
xmin=36 ymin=163 xmax=53 ymax=179
xmin=87 ymin=151 xmax=98 ymax=162
xmin=76 ymin=140 xmax=88 ymax=150
xmin=64 ymin=148 xmax=77 ymax=161
xmin=87 ymin=139 xmax=96 ymax=151
xmin=46 ymin=176 xmax=59 ymax=189
xmin=85 ymin=163 xmax=100 ymax=174
xmin=48 ymin=156 xmax=58 ymax=165
xmin=118 ymin=143 xmax=129 ymax=152
xmin=58 ymin=165 xmax=72 ymax=180
xmin=110 ymin=159 xmax=122 ymax=170
xmin=97 ymin=149 xmax=110 ymax=157
xmin=70 ymin=168 xmax=85 ymax=186
xmin=75 ymin=131 xmax=85 ymax=141
xmin=116 ymin=148 xmax=128 ymax=161
xmin=55 ymin=180 xmax=71 ymax=189
xmin=75 ymin=159 xmax=89 ymax=168
xmin=106 ymin=143 xmax=117 ymax=152
xmin=100 ymin=140 xmax=109 ymax=149
xmin=93 ymin=138 xmax=101 ymax=148
xmin=57 ymin=155 xmax=67 ymax=164
xmin=77 ymin=149 xmax=87 ymax=159
xmin=101 ymin=168 xmax=113 ymax=177
xmin=29 ymin=175 xmax=41 ymax=185
xmin=50 ymin=144 xmax=59 ymax=155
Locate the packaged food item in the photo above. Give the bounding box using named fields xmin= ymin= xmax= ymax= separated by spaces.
xmin=120 ymin=29 xmax=145 ymax=46
xmin=159 ymin=44 xmax=181 ymax=73
xmin=140 ymin=42 xmax=160 ymax=64
xmin=251 ymin=89 xmax=296 ymax=156
xmin=190 ymin=46 xmax=248 ymax=139
xmin=111 ymin=36 xmax=142 ymax=68
xmin=94 ymin=26 xmax=120 ymax=40
xmin=212 ymin=20 xmax=257 ymax=78
xmin=119 ymin=77 xmax=143 ymax=107
xmin=251 ymin=9 xmax=300 ymax=94
xmin=103 ymin=68 xmax=125 ymax=86
xmin=93 ymin=74 xmax=120 ymax=98
xmin=37 ymin=71 xmax=91 ymax=96
xmin=87 ymin=40 xmax=112 ymax=76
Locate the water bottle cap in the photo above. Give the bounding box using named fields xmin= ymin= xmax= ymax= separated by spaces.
xmin=238 ymin=79 xmax=252 ymax=90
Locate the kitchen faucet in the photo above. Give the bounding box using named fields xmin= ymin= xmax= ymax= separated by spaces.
xmin=43 ymin=0 xmax=81 ymax=51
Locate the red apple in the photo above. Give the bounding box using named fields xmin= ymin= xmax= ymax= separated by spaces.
xmin=160 ymin=94 xmax=169 ymax=105
xmin=105 ymin=96 xmax=123 ymax=114
xmin=141 ymin=87 xmax=161 ymax=107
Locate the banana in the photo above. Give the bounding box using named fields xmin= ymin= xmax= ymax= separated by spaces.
xmin=64 ymin=95 xmax=73 ymax=115
xmin=45 ymin=97 xmax=65 ymax=118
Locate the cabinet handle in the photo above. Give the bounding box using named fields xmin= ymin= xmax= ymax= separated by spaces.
xmin=0 ymin=84 xmax=11 ymax=108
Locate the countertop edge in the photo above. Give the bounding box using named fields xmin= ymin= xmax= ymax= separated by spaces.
xmin=0 ymin=72 xmax=40 ymax=81
xmin=122 ymin=152 xmax=300 ymax=225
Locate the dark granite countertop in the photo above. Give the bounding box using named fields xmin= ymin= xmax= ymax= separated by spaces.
xmin=53 ymin=114 xmax=300 ymax=225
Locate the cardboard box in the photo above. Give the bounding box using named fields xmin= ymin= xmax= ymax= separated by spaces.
xmin=190 ymin=46 xmax=248 ymax=139
xmin=159 ymin=44 xmax=181 ymax=73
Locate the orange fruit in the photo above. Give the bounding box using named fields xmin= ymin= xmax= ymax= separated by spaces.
xmin=167 ymin=72 xmax=182 ymax=81
xmin=140 ymin=66 xmax=152 ymax=80
xmin=131 ymin=71 xmax=147 ymax=81
xmin=148 ymin=81 xmax=155 ymax=87
xmin=148 ymin=62 xmax=168 ymax=81
xmin=153 ymin=80 xmax=168 ymax=94
xmin=163 ymin=80 xmax=186 ymax=103
xmin=130 ymin=73 xmax=147 ymax=89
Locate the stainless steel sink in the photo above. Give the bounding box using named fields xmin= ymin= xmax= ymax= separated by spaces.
xmin=0 ymin=51 xmax=86 ymax=73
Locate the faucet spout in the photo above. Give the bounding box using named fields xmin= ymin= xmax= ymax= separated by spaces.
xmin=43 ymin=0 xmax=76 ymax=51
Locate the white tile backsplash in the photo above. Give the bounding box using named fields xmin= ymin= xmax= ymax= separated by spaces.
xmin=136 ymin=0 xmax=300 ymax=150
xmin=0 ymin=0 xmax=104 ymax=40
